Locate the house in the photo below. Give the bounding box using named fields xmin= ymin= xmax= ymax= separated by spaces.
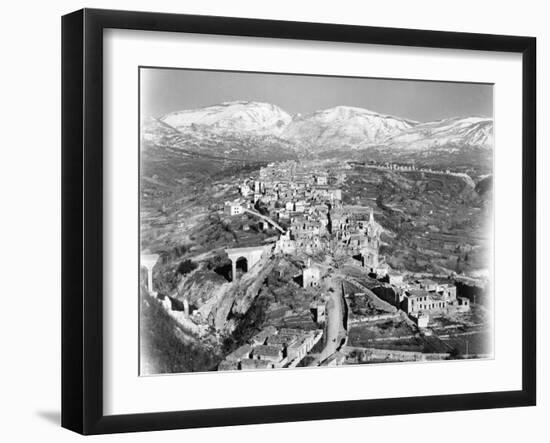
xmin=438 ymin=283 xmax=457 ymax=301
xmin=259 ymin=220 xmax=269 ymax=231
xmin=403 ymin=289 xmax=447 ymax=314
xmin=416 ymin=312 xmax=430 ymax=328
xmin=303 ymin=259 xmax=321 ymax=288
xmin=287 ymin=338 xmax=309 ymax=361
xmin=250 ymin=326 xmax=278 ymax=346
xmin=250 ymin=331 xmax=270 ymax=346
xmin=225 ymin=344 xmax=252 ymax=363
xmin=275 ymin=231 xmax=296 ymax=254
xmin=239 ymin=184 xmax=251 ymax=197
xmin=267 ymin=334 xmax=298 ymax=348
xmin=224 ymin=201 xmax=243 ymax=216
xmin=457 ymin=297 xmax=471 ymax=310
xmin=253 ymin=345 xmax=284 ymax=363
xmin=315 ymin=174 xmax=328 ymax=185
xmin=311 ymin=302 xmax=326 ymax=323
xmin=374 ymin=263 xmax=390 ymax=278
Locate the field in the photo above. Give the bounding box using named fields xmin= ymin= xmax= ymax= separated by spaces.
xmin=346 ymin=302 xmax=492 ymax=357
xmin=347 ymin=315 xmax=424 ymax=351
xmin=341 ymin=165 xmax=491 ymax=275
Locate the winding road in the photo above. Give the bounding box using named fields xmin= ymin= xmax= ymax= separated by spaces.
xmin=319 ymin=284 xmax=346 ymax=362
xmin=244 ymin=208 xmax=286 ymax=233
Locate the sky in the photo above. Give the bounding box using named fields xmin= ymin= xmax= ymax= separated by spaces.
xmin=140 ymin=67 xmax=493 ymax=123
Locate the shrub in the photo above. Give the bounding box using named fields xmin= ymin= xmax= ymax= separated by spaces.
xmin=176 ymin=259 xmax=197 ymax=276
xmin=140 ymin=294 xmax=221 ymax=373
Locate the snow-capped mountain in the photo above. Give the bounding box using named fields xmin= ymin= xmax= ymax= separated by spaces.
xmin=160 ymin=101 xmax=292 ymax=135
xmin=282 ymin=106 xmax=417 ymax=149
xmin=377 ymin=116 xmax=493 ymax=151
xmin=147 ymin=101 xmax=493 ymax=171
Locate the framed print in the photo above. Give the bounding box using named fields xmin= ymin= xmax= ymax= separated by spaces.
xmin=61 ymin=8 xmax=536 ymax=435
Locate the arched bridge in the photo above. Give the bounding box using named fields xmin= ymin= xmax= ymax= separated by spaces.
xmin=225 ymin=245 xmax=272 ymax=281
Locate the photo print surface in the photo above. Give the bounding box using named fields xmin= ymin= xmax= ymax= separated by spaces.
xmin=139 ymin=67 xmax=494 ymax=375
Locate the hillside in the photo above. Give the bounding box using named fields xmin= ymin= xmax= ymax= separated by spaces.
xmin=375 ymin=116 xmax=493 ymax=151
xmin=160 ymin=101 xmax=292 ymax=135
xmin=341 ymin=165 xmax=492 ymax=274
xmin=282 ymin=105 xmax=417 ymax=150
xmin=144 ymin=101 xmax=494 ymax=175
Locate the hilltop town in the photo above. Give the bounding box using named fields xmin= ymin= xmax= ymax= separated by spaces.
xmin=140 ymin=157 xmax=492 ymax=374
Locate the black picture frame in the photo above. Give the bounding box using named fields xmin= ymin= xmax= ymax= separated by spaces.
xmin=61 ymin=8 xmax=537 ymax=435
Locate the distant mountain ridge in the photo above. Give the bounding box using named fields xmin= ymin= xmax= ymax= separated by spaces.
xmin=161 ymin=101 xmax=292 ymax=136
xmin=375 ymin=116 xmax=493 ymax=152
xmin=283 ymin=105 xmax=418 ymax=149
xmin=146 ymin=100 xmax=493 ymax=171
xmin=157 ymin=100 xmax=491 ymax=149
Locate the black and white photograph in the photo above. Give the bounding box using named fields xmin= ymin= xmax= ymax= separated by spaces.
xmin=139 ymin=68 xmax=494 ymax=375
xmin=0 ymin=1 xmax=545 ymax=441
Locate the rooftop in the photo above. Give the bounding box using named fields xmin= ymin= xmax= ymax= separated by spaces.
xmin=226 ymin=344 xmax=252 ymax=361
xmin=417 ymin=278 xmax=437 ymax=285
xmin=267 ymin=335 xmax=297 ymax=346
xmin=253 ymin=345 xmax=283 ymax=357
xmin=408 ymin=289 xmax=431 ymax=298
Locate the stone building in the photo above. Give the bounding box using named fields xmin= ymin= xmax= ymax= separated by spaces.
xmin=310 ymin=301 xmax=326 ymax=323
xmin=250 ymin=326 xmax=277 ymax=346
xmin=328 ymin=189 xmax=342 ymax=201
xmin=403 ymin=289 xmax=448 ymax=314
xmin=253 ymin=345 xmax=284 ymax=363
xmin=416 ymin=312 xmax=430 ymax=328
xmin=239 ymin=182 xmax=251 ymax=197
xmin=360 ymin=208 xmax=384 ymax=273
xmin=438 ymin=283 xmax=457 ymax=301
xmin=225 ymin=344 xmax=252 ymax=363
xmin=302 ymin=259 xmax=321 ymax=288
xmin=287 ymin=338 xmax=309 ymax=361
xmin=315 ymin=174 xmax=328 ymax=186
xmin=275 ymin=231 xmax=296 ymax=254
xmin=457 ymin=296 xmax=471 ymax=310
xmin=224 ymin=201 xmax=243 ymax=216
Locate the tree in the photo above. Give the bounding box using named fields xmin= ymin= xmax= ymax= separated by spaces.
xmin=176 ymin=259 xmax=197 ymax=276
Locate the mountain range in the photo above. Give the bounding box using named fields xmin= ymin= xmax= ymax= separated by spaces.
xmin=144 ymin=100 xmax=493 ymax=173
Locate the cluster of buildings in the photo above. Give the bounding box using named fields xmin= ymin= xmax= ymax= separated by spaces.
xmin=224 ymin=161 xmax=389 ymax=278
xmin=375 ymin=277 xmax=471 ymax=327
xmin=403 ymin=278 xmax=470 ymax=315
xmin=360 ymin=160 xmax=474 ymax=185
xmin=222 ymin=161 xmax=473 ymax=335
xmin=363 ymin=160 xmax=451 ymax=174
xmin=218 ymin=326 xmax=323 ymax=371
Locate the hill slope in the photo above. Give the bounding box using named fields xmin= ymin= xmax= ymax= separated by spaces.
xmin=161 ymin=101 xmax=292 ymax=135
xmin=283 ymin=105 xmax=417 ymax=150
xmin=376 ymin=116 xmax=493 ymax=151
xmin=145 ymin=101 xmax=493 ymax=172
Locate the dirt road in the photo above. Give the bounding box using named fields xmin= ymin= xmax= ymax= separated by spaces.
xmin=319 ymin=284 xmax=345 ymax=362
